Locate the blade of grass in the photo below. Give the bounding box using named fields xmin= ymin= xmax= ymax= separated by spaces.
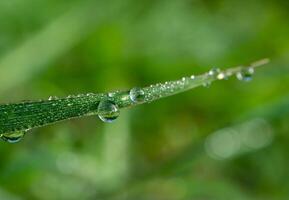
xmin=0 ymin=59 xmax=269 ymax=138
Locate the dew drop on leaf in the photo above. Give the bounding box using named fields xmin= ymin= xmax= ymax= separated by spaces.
xmin=217 ymin=72 xmax=227 ymax=80
xmin=129 ymin=87 xmax=145 ymax=103
xmin=97 ymin=100 xmax=120 ymax=123
xmin=203 ymin=81 xmax=211 ymax=88
xmin=48 ymin=96 xmax=58 ymax=101
xmin=108 ymin=92 xmax=115 ymax=98
xmin=236 ymin=67 xmax=254 ymax=82
xmin=208 ymin=67 xmax=220 ymax=77
xmin=0 ymin=131 xmax=26 ymax=143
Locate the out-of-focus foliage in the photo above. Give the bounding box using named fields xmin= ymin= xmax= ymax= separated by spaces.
xmin=0 ymin=0 xmax=288 ymax=199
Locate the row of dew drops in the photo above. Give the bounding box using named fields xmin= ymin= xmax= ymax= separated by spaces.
xmin=96 ymin=66 xmax=254 ymax=123
xmin=0 ymin=67 xmax=254 ymax=143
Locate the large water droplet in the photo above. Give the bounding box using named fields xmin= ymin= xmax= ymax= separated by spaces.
xmin=129 ymin=87 xmax=145 ymax=103
xmin=236 ymin=67 xmax=254 ymax=82
xmin=0 ymin=131 xmax=26 ymax=143
xmin=97 ymin=100 xmax=120 ymax=123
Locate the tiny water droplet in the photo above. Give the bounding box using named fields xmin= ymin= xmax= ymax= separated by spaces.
xmin=208 ymin=67 xmax=220 ymax=77
xmin=48 ymin=96 xmax=58 ymax=101
xmin=217 ymin=72 xmax=227 ymax=80
xmin=108 ymin=92 xmax=115 ymax=98
xmin=190 ymin=75 xmax=195 ymax=80
xmin=97 ymin=100 xmax=120 ymax=123
xmin=129 ymin=88 xmax=145 ymax=103
xmin=203 ymin=81 xmax=211 ymax=88
xmin=236 ymin=67 xmax=254 ymax=82
xmin=0 ymin=131 xmax=26 ymax=143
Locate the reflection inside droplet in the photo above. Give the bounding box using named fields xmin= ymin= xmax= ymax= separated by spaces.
xmin=0 ymin=131 xmax=26 ymax=143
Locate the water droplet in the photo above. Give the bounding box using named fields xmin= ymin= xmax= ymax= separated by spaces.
xmin=97 ymin=100 xmax=120 ymax=123
xmin=208 ymin=68 xmax=220 ymax=77
xmin=108 ymin=92 xmax=115 ymax=98
xmin=203 ymin=81 xmax=211 ymax=88
xmin=129 ymin=87 xmax=145 ymax=103
xmin=0 ymin=131 xmax=26 ymax=143
xmin=190 ymin=75 xmax=195 ymax=80
xmin=236 ymin=67 xmax=254 ymax=82
xmin=48 ymin=96 xmax=58 ymax=101
xmin=217 ymin=72 xmax=227 ymax=80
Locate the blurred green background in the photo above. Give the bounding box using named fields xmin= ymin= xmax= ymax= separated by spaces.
xmin=0 ymin=0 xmax=288 ymax=199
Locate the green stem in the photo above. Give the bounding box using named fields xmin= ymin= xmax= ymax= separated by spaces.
xmin=0 ymin=59 xmax=269 ymax=136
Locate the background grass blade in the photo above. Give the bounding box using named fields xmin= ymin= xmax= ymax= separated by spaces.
xmin=0 ymin=0 xmax=124 ymax=94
